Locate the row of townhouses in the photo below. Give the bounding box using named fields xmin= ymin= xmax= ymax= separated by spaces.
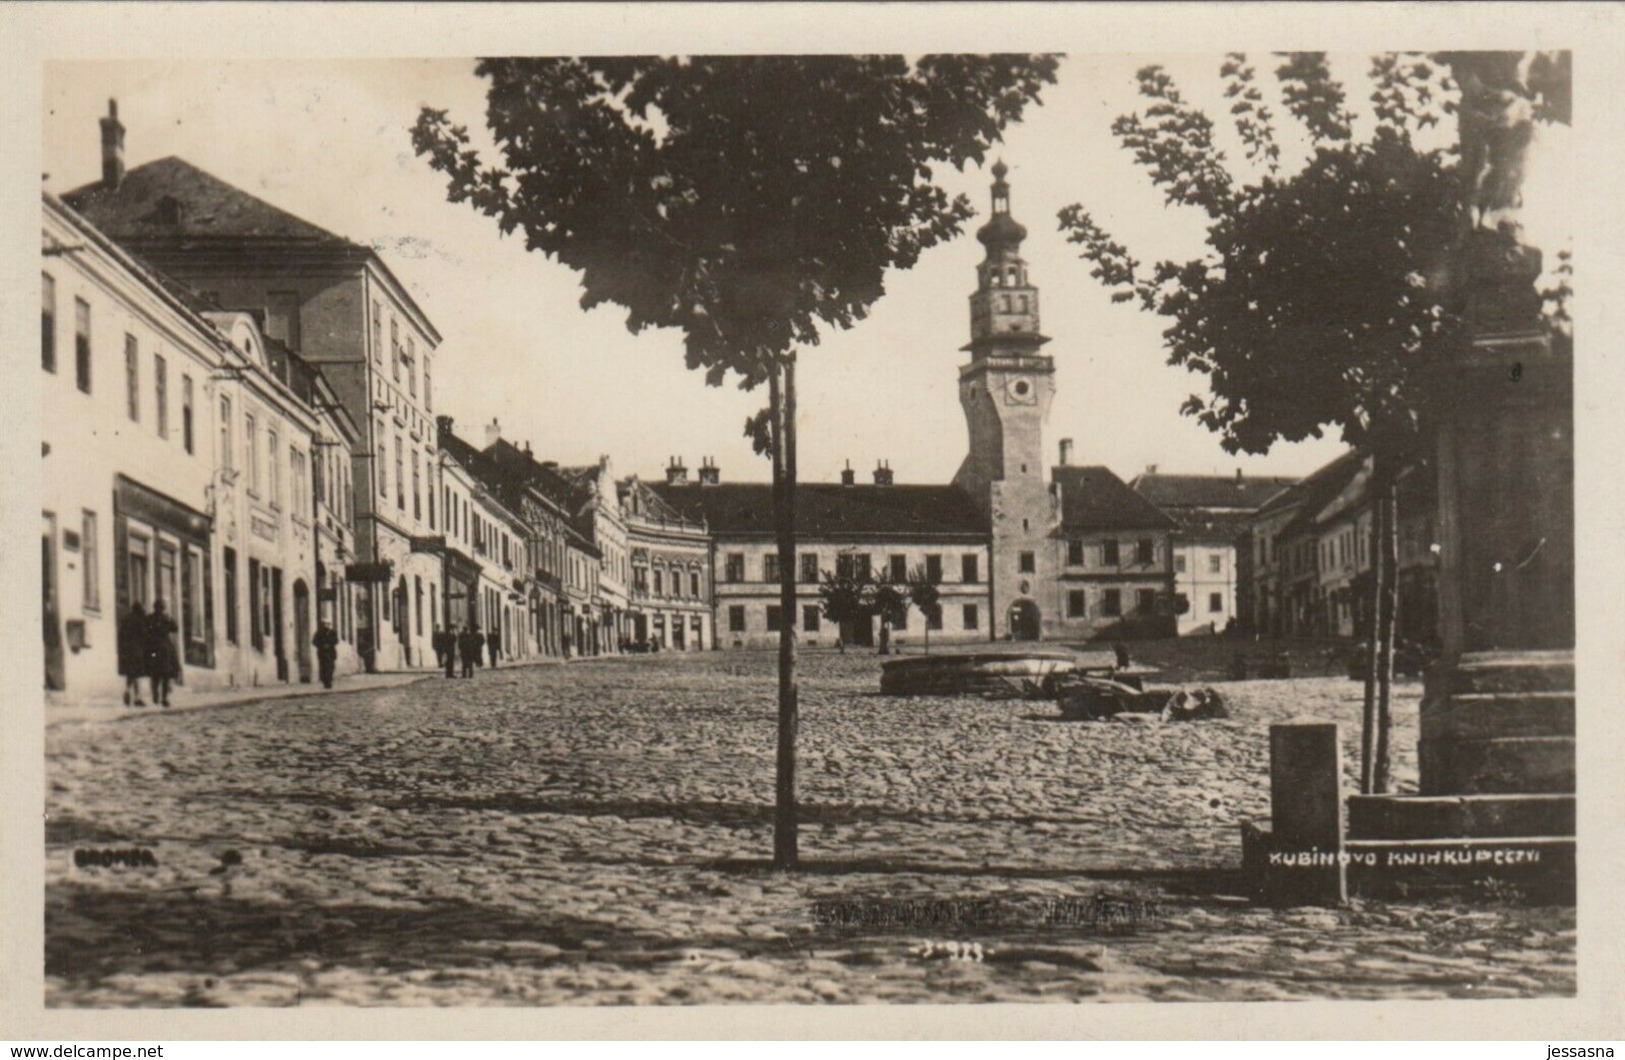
xmin=46 ymin=106 xmax=1365 ymax=703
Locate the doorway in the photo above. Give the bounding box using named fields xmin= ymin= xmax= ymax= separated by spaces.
xmin=1008 ymin=599 xmax=1041 ymax=641
xmin=43 ymin=512 xmax=64 ymax=691
xmin=292 ymin=579 xmax=312 ymax=683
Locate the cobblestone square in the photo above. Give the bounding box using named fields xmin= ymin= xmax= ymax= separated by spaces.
xmin=45 ymin=651 xmax=1576 ymax=1006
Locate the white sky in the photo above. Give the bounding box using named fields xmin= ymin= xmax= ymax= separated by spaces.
xmin=42 ymin=54 xmax=1572 ymax=487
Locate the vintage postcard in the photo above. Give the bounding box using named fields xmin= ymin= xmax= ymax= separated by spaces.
xmin=3 ymin=1 xmax=1622 ymax=1043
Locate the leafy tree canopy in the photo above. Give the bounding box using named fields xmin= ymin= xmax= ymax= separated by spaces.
xmin=1058 ymin=53 xmax=1564 ymax=460
xmin=414 ymin=55 xmax=1058 ymax=405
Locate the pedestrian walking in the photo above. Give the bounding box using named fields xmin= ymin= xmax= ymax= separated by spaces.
xmin=144 ymin=599 xmax=181 ymax=708
xmin=458 ymin=625 xmax=480 ymax=678
xmin=439 ymin=627 xmax=456 ymax=678
xmin=486 ymin=629 xmax=501 ymax=668
xmin=118 ymin=601 xmax=148 ymax=707
xmin=312 ymin=621 xmax=339 ymax=689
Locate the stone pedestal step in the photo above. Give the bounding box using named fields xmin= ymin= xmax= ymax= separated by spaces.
xmin=1442 ymin=650 xmax=1574 ymax=695
xmin=1347 ymin=792 xmax=1574 ymax=840
xmin=1420 ymin=691 xmax=1574 ymax=741
xmin=1419 ymin=734 xmax=1574 ymax=795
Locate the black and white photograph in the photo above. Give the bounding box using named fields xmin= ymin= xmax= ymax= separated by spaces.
xmin=6 ymin=0 xmax=1622 ymax=1043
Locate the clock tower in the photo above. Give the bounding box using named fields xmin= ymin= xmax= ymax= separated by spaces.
xmin=953 ymin=161 xmax=1058 ymax=640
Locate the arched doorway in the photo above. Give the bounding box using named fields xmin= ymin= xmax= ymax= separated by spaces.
xmin=292 ymin=579 xmax=312 ymax=683
xmin=1008 ymin=599 xmax=1041 ymax=641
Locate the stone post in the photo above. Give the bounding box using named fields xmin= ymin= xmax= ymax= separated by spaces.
xmin=1265 ymin=721 xmax=1347 ymax=906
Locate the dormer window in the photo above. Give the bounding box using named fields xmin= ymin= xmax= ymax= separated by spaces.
xmin=155 ymin=195 xmax=182 ymax=226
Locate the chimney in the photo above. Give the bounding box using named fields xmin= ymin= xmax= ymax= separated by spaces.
xmin=840 ymin=460 xmax=855 ymax=487
xmin=1059 ymin=438 xmax=1074 ymax=467
xmin=1145 ymin=463 xmax=1159 ymax=475
xmin=665 ymin=455 xmax=689 ymax=486
xmin=698 ymin=456 xmax=720 ymax=486
xmin=100 ymin=99 xmax=126 ymax=190
xmin=872 ymin=459 xmax=893 ymax=487
xmin=485 ymin=416 xmax=502 ymax=448
xmin=524 ymin=440 xmax=533 ymax=456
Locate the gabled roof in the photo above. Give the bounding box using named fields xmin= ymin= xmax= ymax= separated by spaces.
xmin=64 ymin=157 xmax=356 ymax=246
xmin=649 ymin=482 xmax=988 ymax=539
xmin=1129 ymin=472 xmax=1299 ymax=512
xmin=1275 ymin=450 xmax=1369 ymax=539
xmin=1053 ymin=465 xmax=1177 ymax=532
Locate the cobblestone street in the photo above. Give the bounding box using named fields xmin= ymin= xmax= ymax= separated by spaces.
xmin=45 ymin=650 xmax=1576 ymax=1006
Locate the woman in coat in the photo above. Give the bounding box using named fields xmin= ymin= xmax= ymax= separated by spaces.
xmin=118 ymin=601 xmax=148 ymax=706
xmin=144 ymin=599 xmax=181 ymax=707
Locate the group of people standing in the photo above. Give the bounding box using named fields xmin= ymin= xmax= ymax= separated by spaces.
xmin=433 ymin=626 xmax=502 ymax=679
xmin=116 ymin=600 xmax=181 ymax=708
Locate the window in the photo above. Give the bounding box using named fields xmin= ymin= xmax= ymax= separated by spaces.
xmin=390 ymin=318 xmax=401 ymax=381
xmin=182 ymin=375 xmax=194 ymax=453
xmin=728 ymin=606 xmax=747 ymax=633
xmin=765 ymin=605 xmax=783 ymax=632
xmin=42 ymin=273 xmax=56 ymax=372
xmin=223 ymin=547 xmax=238 ymax=644
xmin=925 ymin=554 xmax=942 ymax=584
xmin=690 ymin=571 xmax=700 ymax=597
xmin=291 ymin=449 xmax=307 ymax=519
xmin=1103 ymin=589 xmax=1121 ymax=616
xmin=74 ymin=298 xmax=91 ymax=393
xmin=763 ymin=553 xmax=780 ymax=583
xmin=1175 ymin=554 xmax=1187 ymax=573
xmin=724 ymin=553 xmax=745 ymax=583
xmin=1208 ymin=553 xmax=1223 ymax=574
xmin=797 ymin=553 xmax=818 ymax=584
xmin=895 ymin=606 xmax=908 ymax=630
xmin=803 ymin=605 xmax=821 ymax=632
xmin=1137 ymin=539 xmax=1154 ymax=565
xmin=1209 ymin=592 xmax=1224 ymax=613
xmin=1103 ymin=539 xmax=1120 ymax=566
xmin=1067 ymin=590 xmax=1086 ymax=618
xmin=267 ymin=429 xmax=280 ymax=507
xmin=1019 ymin=551 xmax=1035 ymax=574
xmin=962 ymin=554 xmax=979 ymax=583
xmin=927 ymin=606 xmax=942 ymax=631
xmin=407 ymin=338 xmax=417 ymax=397
xmin=266 ymin=291 xmax=301 ymax=350
xmin=1137 ymin=588 xmax=1157 ymax=614
xmin=424 ymin=357 xmax=433 ymax=413
xmin=854 ymin=553 xmax=871 ymax=581
xmin=219 ymin=397 xmax=233 ymax=470
xmin=835 ymin=553 xmax=853 ymax=580
xmin=154 ymin=354 xmax=168 ymax=438
xmin=1067 ymin=539 xmax=1084 ymax=566
xmin=890 ymin=554 xmax=908 ymax=583
xmin=963 ymin=604 xmax=979 ymax=630
xmin=81 ymin=510 xmax=99 ymax=612
xmin=245 ymin=414 xmax=259 ymax=493
xmin=394 ymin=435 xmax=405 ymax=511
xmin=124 ymin=334 xmax=139 ymax=421
xmin=653 ymin=569 xmax=663 ymax=596
xmin=412 ymin=450 xmax=422 ymax=521
xmin=371 ymin=302 xmax=383 ymax=363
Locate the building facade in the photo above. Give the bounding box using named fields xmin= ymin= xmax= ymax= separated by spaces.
xmin=621 ymin=477 xmax=714 ymax=651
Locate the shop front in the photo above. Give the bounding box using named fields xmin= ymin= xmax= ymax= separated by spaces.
xmin=113 ymin=475 xmax=214 ymax=681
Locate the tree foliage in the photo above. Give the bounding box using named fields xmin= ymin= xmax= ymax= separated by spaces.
xmin=1058 ymin=53 xmax=1474 ymax=461
xmin=413 ymin=55 xmax=1058 ymax=403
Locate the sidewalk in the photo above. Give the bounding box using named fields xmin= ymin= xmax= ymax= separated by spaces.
xmin=44 ymin=652 xmax=564 ymax=727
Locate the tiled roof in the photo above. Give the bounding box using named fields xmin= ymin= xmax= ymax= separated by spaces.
xmin=1276 ymin=450 xmax=1369 ymax=538
xmin=1052 ymin=465 xmax=1177 ymax=532
xmin=63 ymin=157 xmax=357 ymax=246
xmin=1129 ymin=472 xmax=1298 ymax=511
xmin=649 ymin=482 xmax=988 ymax=539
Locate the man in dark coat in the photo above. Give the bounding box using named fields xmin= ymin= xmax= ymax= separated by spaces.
xmin=439 ymin=627 xmax=456 ymax=678
xmin=458 ymin=625 xmax=480 ymax=678
xmin=312 ymin=621 xmax=339 ymax=689
xmin=118 ymin=601 xmax=148 ymax=707
xmin=486 ymin=628 xmax=501 ymax=668
xmin=144 ymin=599 xmax=181 ymax=707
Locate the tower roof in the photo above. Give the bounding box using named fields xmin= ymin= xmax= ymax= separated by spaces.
xmin=976 ymin=159 xmax=1027 ymax=249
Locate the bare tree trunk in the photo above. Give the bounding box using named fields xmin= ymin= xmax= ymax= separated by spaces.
xmin=771 ymin=358 xmax=800 ymax=870
xmin=1373 ymin=458 xmax=1399 ymax=795
xmin=1361 ymin=484 xmax=1381 ymax=795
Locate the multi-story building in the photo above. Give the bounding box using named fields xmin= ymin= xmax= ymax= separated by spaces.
xmin=557 ymin=456 xmax=631 ymax=654
xmin=1050 ymin=462 xmax=1180 ymax=640
xmin=64 ymin=100 xmax=446 ymax=673
xmin=438 ymin=423 xmax=531 ymax=660
xmin=43 ymin=189 xmax=342 ymax=698
xmin=1130 ymin=470 xmax=1297 ymax=635
xmin=620 ymin=476 xmax=713 ymax=651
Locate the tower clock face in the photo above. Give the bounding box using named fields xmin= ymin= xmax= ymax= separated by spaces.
xmin=1004 ymin=377 xmax=1037 ymax=405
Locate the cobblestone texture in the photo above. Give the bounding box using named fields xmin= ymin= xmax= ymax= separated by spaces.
xmin=45 ymin=651 xmax=1576 ymax=1006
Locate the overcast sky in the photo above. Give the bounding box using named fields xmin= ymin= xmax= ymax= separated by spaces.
xmin=43 ymin=54 xmax=1572 ymax=487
